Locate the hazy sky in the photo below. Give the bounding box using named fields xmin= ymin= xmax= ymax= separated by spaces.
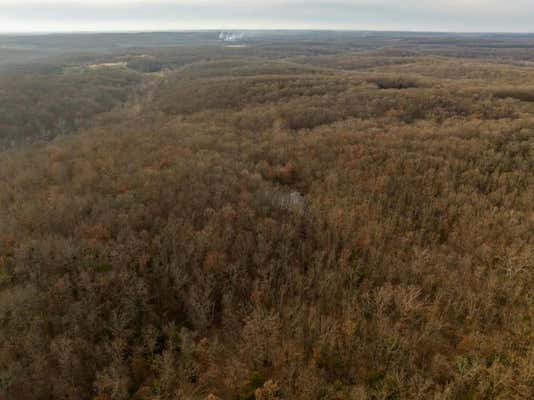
xmin=1 ymin=0 xmax=532 ymax=33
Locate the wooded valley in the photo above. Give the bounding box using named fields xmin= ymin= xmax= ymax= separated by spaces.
xmin=0 ymin=32 xmax=532 ymax=399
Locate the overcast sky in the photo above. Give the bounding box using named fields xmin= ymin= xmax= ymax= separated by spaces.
xmin=0 ymin=0 xmax=532 ymax=33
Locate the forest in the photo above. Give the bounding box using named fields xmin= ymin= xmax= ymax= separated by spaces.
xmin=0 ymin=32 xmax=532 ymax=400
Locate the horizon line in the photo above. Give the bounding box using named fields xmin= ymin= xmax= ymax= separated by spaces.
xmin=2 ymin=28 xmax=534 ymax=36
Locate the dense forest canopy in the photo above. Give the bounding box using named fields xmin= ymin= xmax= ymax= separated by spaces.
xmin=0 ymin=32 xmax=532 ymax=400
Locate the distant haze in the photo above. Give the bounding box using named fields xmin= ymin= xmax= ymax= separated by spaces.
xmin=1 ymin=0 xmax=533 ymax=33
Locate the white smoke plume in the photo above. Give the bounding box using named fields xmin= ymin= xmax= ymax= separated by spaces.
xmin=218 ymin=31 xmax=244 ymax=42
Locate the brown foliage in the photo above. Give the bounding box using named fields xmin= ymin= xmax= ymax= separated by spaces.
xmin=0 ymin=36 xmax=533 ymax=400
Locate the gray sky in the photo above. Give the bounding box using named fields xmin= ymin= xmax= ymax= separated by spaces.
xmin=0 ymin=0 xmax=532 ymax=33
